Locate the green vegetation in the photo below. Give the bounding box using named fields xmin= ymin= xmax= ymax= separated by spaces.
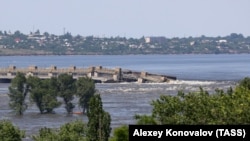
xmin=32 ymin=94 xmax=111 ymax=141
xmin=57 ymin=73 xmax=76 ymax=114
xmin=109 ymin=125 xmax=129 ymax=141
xmin=8 ymin=73 xmax=96 ymax=115
xmin=8 ymin=72 xmax=29 ymax=115
xmin=0 ymin=120 xmax=25 ymax=141
xmin=135 ymin=77 xmax=250 ymax=125
xmin=32 ymin=120 xmax=87 ymax=141
xmin=87 ymin=94 xmax=111 ymax=141
xmin=76 ymin=77 xmax=96 ymax=114
xmin=4 ymin=74 xmax=250 ymax=141
xmin=6 ymin=72 xmax=111 ymax=140
xmin=27 ymin=76 xmax=61 ymax=114
xmin=0 ymin=30 xmax=250 ymax=55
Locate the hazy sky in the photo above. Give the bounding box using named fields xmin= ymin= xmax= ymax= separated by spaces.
xmin=1 ymin=0 xmax=249 ymax=38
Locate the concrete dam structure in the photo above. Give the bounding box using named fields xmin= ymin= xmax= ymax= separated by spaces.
xmin=0 ymin=65 xmax=177 ymax=83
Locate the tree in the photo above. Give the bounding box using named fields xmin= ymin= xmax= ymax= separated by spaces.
xmin=76 ymin=77 xmax=96 ymax=114
xmin=57 ymin=73 xmax=76 ymax=114
xmin=151 ymin=93 xmax=183 ymax=124
xmin=58 ymin=119 xmax=87 ymax=141
xmin=109 ymin=125 xmax=129 ymax=141
xmin=135 ymin=78 xmax=250 ymax=125
xmin=27 ymin=76 xmax=44 ymax=113
xmin=27 ymin=76 xmax=61 ymax=114
xmin=34 ymin=30 xmax=40 ymax=35
xmin=46 ymin=77 xmax=62 ymax=113
xmin=0 ymin=120 xmax=25 ymax=141
xmin=32 ymin=120 xmax=87 ymax=141
xmin=134 ymin=115 xmax=157 ymax=125
xmin=43 ymin=32 xmax=50 ymax=38
xmin=87 ymin=94 xmax=111 ymax=141
xmin=8 ymin=72 xmax=29 ymax=115
xmin=238 ymin=77 xmax=250 ymax=90
xmin=32 ymin=127 xmax=58 ymax=141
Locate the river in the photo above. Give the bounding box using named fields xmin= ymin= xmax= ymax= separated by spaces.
xmin=0 ymin=54 xmax=249 ymax=140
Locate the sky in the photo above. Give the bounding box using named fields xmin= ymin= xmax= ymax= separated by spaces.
xmin=1 ymin=0 xmax=249 ymax=38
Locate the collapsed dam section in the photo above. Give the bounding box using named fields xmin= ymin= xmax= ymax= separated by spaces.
xmin=0 ymin=65 xmax=177 ymax=83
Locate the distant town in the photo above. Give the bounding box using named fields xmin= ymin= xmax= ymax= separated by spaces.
xmin=0 ymin=30 xmax=250 ymax=55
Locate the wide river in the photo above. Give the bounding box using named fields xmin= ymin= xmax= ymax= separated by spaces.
xmin=0 ymin=54 xmax=250 ymax=140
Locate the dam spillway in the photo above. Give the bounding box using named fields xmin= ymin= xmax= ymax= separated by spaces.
xmin=0 ymin=65 xmax=177 ymax=83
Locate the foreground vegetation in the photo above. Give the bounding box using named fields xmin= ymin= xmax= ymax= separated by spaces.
xmin=135 ymin=77 xmax=250 ymax=125
xmin=1 ymin=73 xmax=250 ymax=140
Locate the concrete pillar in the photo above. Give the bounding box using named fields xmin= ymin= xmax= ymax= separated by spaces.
xmin=88 ymin=72 xmax=94 ymax=77
xmin=87 ymin=66 xmax=95 ymax=77
xmin=48 ymin=73 xmax=52 ymax=77
xmin=48 ymin=72 xmax=57 ymax=77
xmin=113 ymin=74 xmax=119 ymax=81
xmin=161 ymin=76 xmax=169 ymax=82
xmin=141 ymin=72 xmax=147 ymax=77
xmin=114 ymin=67 xmax=122 ymax=81
xmin=94 ymin=72 xmax=99 ymax=77
xmin=8 ymin=65 xmax=16 ymax=71
xmin=69 ymin=66 xmax=76 ymax=71
xmin=96 ymin=66 xmax=102 ymax=70
xmin=68 ymin=66 xmax=76 ymax=77
xmin=137 ymin=78 xmax=145 ymax=83
xmin=7 ymin=72 xmax=12 ymax=77
xmin=50 ymin=65 xmax=57 ymax=71
xmin=29 ymin=66 xmax=37 ymax=71
xmin=161 ymin=76 xmax=170 ymax=82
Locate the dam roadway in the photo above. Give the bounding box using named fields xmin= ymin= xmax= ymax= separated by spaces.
xmin=0 ymin=65 xmax=177 ymax=83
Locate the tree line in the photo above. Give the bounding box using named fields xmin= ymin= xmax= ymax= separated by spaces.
xmin=1 ymin=75 xmax=250 ymax=140
xmin=1 ymin=30 xmax=250 ymax=55
xmin=2 ymin=72 xmax=112 ymax=141
xmin=8 ymin=72 xmax=95 ymax=115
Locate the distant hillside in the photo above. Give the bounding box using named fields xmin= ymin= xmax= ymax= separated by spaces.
xmin=0 ymin=30 xmax=250 ymax=55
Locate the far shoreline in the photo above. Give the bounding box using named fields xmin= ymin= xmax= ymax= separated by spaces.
xmin=1 ymin=52 xmax=250 ymax=57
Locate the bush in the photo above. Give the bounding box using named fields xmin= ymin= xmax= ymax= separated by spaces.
xmin=0 ymin=120 xmax=25 ymax=141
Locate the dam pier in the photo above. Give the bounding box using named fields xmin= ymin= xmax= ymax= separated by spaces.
xmin=0 ymin=65 xmax=176 ymax=83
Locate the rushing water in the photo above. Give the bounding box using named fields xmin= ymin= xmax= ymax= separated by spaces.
xmin=0 ymin=54 xmax=249 ymax=139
